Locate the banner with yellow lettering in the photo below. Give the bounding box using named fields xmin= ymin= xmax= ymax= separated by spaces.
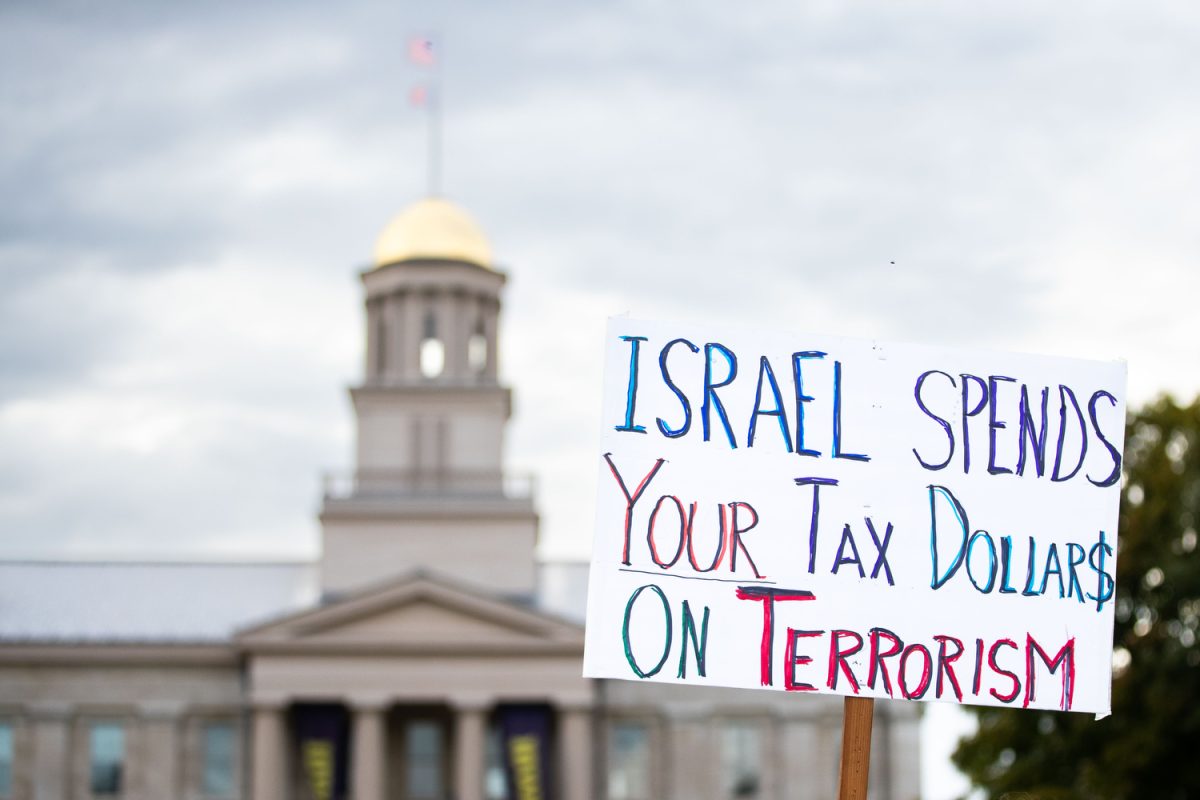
xmin=295 ymin=704 xmax=349 ymax=800
xmin=499 ymin=705 xmax=553 ymax=800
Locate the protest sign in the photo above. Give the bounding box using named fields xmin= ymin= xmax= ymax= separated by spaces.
xmin=583 ymin=318 xmax=1126 ymax=716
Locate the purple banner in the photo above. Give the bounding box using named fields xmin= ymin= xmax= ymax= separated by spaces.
xmin=499 ymin=704 xmax=554 ymax=800
xmin=294 ymin=704 xmax=349 ymax=800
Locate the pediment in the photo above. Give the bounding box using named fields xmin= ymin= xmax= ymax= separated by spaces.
xmin=236 ymin=571 xmax=583 ymax=655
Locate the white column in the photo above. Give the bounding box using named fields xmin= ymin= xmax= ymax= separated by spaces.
xmin=365 ymin=299 xmax=380 ymax=380
xmin=865 ymin=706 xmax=888 ymax=800
xmin=445 ymin=289 xmax=467 ymax=378
xmin=387 ymin=292 xmax=406 ymax=381
xmin=881 ymin=700 xmax=921 ymax=800
xmin=763 ymin=714 xmax=783 ymax=800
xmin=665 ymin=709 xmax=712 ymax=800
xmin=559 ymin=706 xmax=594 ymax=800
xmin=138 ymin=703 xmax=182 ymax=800
xmin=778 ymin=709 xmax=824 ymax=800
xmin=401 ymin=290 xmax=423 ymax=380
xmin=483 ymin=297 xmax=499 ymax=382
xmin=817 ymin=703 xmax=843 ymax=800
xmin=30 ymin=703 xmax=70 ymax=800
xmin=350 ymin=704 xmax=387 ymax=800
xmin=453 ymin=703 xmax=488 ymax=800
xmin=436 ymin=289 xmax=456 ymax=381
xmin=251 ymin=704 xmax=288 ymax=800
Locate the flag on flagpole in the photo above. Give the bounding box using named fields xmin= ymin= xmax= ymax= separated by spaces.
xmin=408 ymin=37 xmax=435 ymax=66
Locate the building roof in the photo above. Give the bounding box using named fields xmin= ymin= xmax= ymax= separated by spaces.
xmin=372 ymin=197 xmax=493 ymax=269
xmin=0 ymin=560 xmax=587 ymax=645
xmin=0 ymin=560 xmax=319 ymax=643
xmin=236 ymin=569 xmax=585 ymax=657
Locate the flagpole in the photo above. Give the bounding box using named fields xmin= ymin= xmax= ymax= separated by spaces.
xmin=428 ymin=66 xmax=441 ymax=197
xmin=409 ymin=33 xmax=442 ymax=198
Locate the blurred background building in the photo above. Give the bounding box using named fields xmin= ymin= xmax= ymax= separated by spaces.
xmin=0 ymin=198 xmax=919 ymax=800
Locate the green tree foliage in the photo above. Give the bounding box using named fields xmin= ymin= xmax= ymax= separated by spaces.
xmin=952 ymin=395 xmax=1200 ymax=800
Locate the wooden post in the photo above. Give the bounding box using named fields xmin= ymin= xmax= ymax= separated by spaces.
xmin=837 ymin=696 xmax=875 ymax=800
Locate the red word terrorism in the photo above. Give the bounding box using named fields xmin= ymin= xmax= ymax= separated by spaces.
xmin=736 ymin=585 xmax=1076 ymax=711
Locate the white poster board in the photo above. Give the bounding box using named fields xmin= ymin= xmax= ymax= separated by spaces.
xmin=583 ymin=318 xmax=1126 ymax=716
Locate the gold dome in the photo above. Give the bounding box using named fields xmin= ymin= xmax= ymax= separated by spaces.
xmin=372 ymin=197 xmax=493 ymax=269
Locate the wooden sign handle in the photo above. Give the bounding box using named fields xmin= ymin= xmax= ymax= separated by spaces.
xmin=837 ymin=696 xmax=875 ymax=800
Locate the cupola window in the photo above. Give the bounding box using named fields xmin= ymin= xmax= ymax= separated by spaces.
xmin=419 ymin=309 xmax=445 ymax=379
xmin=468 ymin=317 xmax=488 ymax=373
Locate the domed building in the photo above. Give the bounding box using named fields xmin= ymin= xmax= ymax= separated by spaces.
xmin=0 ymin=199 xmax=920 ymax=800
xmin=373 ymin=198 xmax=494 ymax=268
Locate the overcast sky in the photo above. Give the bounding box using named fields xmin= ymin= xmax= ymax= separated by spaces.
xmin=3 ymin=1 xmax=1198 ymax=795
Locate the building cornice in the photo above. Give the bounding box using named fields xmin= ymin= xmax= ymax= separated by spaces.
xmin=241 ymin=640 xmax=584 ymax=658
xmin=0 ymin=642 xmax=238 ymax=666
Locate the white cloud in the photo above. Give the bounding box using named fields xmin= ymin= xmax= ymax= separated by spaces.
xmin=6 ymin=0 xmax=1197 ymax=561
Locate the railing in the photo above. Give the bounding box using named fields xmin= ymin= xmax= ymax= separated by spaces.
xmin=322 ymin=469 xmax=535 ymax=501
